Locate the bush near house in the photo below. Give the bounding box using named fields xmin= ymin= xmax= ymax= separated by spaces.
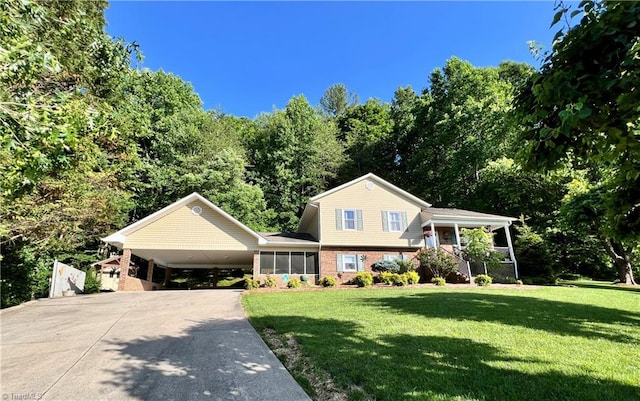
xmin=245 ymin=278 xmax=261 ymax=290
xmin=396 ymin=259 xmax=416 ymax=273
xmin=406 ymin=271 xmax=420 ymax=284
xmin=287 ymin=278 xmax=301 ymax=289
xmin=354 ymin=272 xmax=374 ymax=287
xmin=474 ymin=274 xmax=493 ymax=286
xmin=371 ymin=260 xmax=401 ymax=273
xmin=264 ymin=275 xmax=277 ymax=288
xmin=392 ymin=273 xmax=408 ymax=286
xmin=319 ymin=276 xmax=336 ymax=287
xmin=431 ymin=277 xmax=446 ymax=286
xmin=417 ymin=248 xmax=458 ymax=279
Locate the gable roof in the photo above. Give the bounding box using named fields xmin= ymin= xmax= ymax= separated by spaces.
xmin=309 ymin=173 xmax=432 ymax=209
xmin=102 ymin=192 xmax=266 ymax=247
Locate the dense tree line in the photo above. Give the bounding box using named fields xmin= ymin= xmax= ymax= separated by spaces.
xmin=1 ymin=0 xmax=637 ymax=307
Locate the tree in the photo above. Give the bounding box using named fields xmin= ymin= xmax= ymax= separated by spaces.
xmin=460 ymin=228 xmax=504 ymax=270
xmin=1 ymin=0 xmax=138 ymax=307
xmin=517 ymin=1 xmax=639 ymax=240
xmin=247 ymin=95 xmax=343 ymax=230
xmin=559 ymin=178 xmax=637 ymax=284
xmin=516 ymin=0 xmax=639 ymax=283
xmin=319 ymin=83 xmax=358 ymax=118
xmin=336 ymin=99 xmax=395 ymax=181
xmin=406 ymin=58 xmax=530 ymax=206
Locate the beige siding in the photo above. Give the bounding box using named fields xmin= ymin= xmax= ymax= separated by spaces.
xmin=318 ymin=180 xmax=425 ymax=247
xmin=299 ymin=208 xmax=320 ymax=240
xmin=125 ymin=200 xmax=258 ymax=251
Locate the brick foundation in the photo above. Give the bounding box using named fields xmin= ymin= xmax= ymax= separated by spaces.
xmin=320 ymin=247 xmax=420 ymax=284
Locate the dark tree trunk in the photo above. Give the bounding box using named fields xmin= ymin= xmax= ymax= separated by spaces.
xmin=602 ymin=239 xmax=637 ymax=285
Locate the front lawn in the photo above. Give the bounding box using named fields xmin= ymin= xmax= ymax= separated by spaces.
xmin=242 ymin=285 xmax=640 ymax=401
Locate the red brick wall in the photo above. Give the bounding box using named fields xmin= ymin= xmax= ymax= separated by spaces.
xmin=320 ymin=248 xmax=420 ymax=284
xmin=122 ymin=277 xmax=161 ymax=291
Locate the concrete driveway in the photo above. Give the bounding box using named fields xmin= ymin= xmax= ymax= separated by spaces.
xmin=0 ymin=290 xmax=311 ymax=401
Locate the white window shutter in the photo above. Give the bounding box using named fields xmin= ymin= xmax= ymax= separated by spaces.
xmin=336 ymin=254 xmax=344 ymax=272
xmin=381 ymin=211 xmax=389 ymax=232
xmin=335 ymin=209 xmax=343 ymax=230
xmin=356 ymin=254 xmax=364 ymax=271
xmin=401 ymin=212 xmax=408 ymax=231
xmin=356 ymin=209 xmax=363 ymax=231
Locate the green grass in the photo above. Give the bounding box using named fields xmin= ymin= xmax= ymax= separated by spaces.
xmin=242 ymin=285 xmax=640 ymax=401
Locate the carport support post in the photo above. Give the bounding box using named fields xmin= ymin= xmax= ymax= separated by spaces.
xmin=117 ymin=249 xmax=131 ymax=291
xmin=164 ymin=267 xmax=172 ymax=287
xmin=147 ymin=259 xmax=155 ymax=282
xmin=212 ymin=268 xmax=219 ymax=288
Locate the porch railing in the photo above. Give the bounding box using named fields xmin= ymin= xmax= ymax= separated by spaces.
xmin=441 ymin=246 xmax=472 ymax=281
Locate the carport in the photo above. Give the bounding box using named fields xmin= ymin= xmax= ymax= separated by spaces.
xmin=102 ymin=193 xmax=266 ymax=291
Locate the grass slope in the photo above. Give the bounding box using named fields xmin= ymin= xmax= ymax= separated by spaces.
xmin=243 ymin=285 xmax=640 ymax=401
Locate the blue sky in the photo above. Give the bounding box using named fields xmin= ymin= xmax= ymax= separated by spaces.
xmin=105 ymin=1 xmax=557 ymax=118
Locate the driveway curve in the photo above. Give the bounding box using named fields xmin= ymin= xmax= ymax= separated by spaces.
xmin=0 ymin=290 xmax=311 ymax=401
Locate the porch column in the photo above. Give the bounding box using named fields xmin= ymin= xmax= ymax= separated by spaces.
xmin=430 ymin=222 xmax=437 ymax=248
xmin=454 ymin=224 xmax=462 ymax=250
xmin=146 ymin=259 xmax=155 ymax=282
xmin=164 ymin=267 xmax=172 ymax=287
xmin=117 ymin=248 xmax=132 ymax=291
xmin=504 ymin=224 xmax=519 ymax=279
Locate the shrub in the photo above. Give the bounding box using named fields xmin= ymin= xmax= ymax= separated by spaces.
xmin=417 ymin=248 xmax=458 ymax=278
xmin=396 ymin=259 xmax=416 ymax=273
xmin=83 ymin=269 xmax=101 ymax=294
xmin=474 ymin=274 xmax=493 ymax=286
xmin=406 ymin=271 xmax=420 ymax=284
xmin=516 ymin=279 xmax=524 ymax=286
xmin=287 ymin=278 xmax=301 ymax=288
xmin=245 ymin=278 xmax=260 ymax=290
xmin=319 ymin=276 xmax=336 ymax=287
xmin=354 ymin=272 xmax=374 ymax=287
xmin=379 ymin=271 xmax=395 ymax=285
xmin=371 ymin=260 xmax=400 ymax=273
xmin=264 ymin=275 xmax=277 ymax=288
xmin=431 ymin=277 xmax=446 ymax=286
xmin=392 ymin=273 xmax=408 ymax=286
xmin=504 ymin=276 xmax=517 ymax=284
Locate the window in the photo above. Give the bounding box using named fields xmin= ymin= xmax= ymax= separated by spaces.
xmin=291 ymin=252 xmax=305 ymax=274
xmin=388 ymin=211 xmax=402 ymax=231
xmin=383 ymin=254 xmax=402 ymax=262
xmin=306 ymin=253 xmax=318 ymax=275
xmin=275 ymin=252 xmax=290 ymax=274
xmin=259 ymin=251 xmax=319 ymax=275
xmin=260 ymin=252 xmax=274 ymax=274
xmin=343 ymin=255 xmax=357 ymax=272
xmin=336 ymin=208 xmax=363 ymax=231
xmin=343 ymin=209 xmax=356 ymax=230
xmin=382 ymin=210 xmax=406 ymax=232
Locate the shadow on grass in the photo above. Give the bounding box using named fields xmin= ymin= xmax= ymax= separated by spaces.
xmin=364 ymin=292 xmax=640 ymax=344
xmin=248 ymin=315 xmax=640 ymax=401
xmin=559 ymin=280 xmax=640 ymax=293
xmin=99 ymin=319 xmax=309 ymax=400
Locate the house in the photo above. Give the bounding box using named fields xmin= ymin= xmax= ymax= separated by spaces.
xmin=102 ymin=173 xmax=517 ymax=290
